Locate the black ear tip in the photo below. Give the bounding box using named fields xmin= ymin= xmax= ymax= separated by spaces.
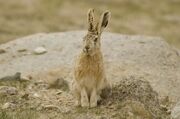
xmin=104 ymin=11 xmax=111 ymax=16
xmin=102 ymin=11 xmax=110 ymax=27
xmin=103 ymin=11 xmax=111 ymax=23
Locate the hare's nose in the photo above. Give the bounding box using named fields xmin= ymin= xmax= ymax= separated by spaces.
xmin=85 ymin=46 xmax=90 ymax=50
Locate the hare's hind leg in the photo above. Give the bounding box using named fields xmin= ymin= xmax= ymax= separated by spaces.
xmin=75 ymin=91 xmax=81 ymax=107
xmin=81 ymin=88 xmax=89 ymax=107
xmin=90 ymin=88 xmax=98 ymax=108
xmin=72 ymin=82 xmax=81 ymax=107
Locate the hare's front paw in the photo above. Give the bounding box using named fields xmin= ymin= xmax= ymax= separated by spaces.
xmin=81 ymin=88 xmax=89 ymax=107
xmin=90 ymin=89 xmax=97 ymax=108
xmin=75 ymin=99 xmax=81 ymax=107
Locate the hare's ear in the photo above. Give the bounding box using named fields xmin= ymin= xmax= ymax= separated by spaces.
xmin=87 ymin=8 xmax=95 ymax=31
xmin=97 ymin=11 xmax=110 ymax=35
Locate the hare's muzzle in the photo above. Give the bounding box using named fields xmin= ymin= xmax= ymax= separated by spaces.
xmin=85 ymin=46 xmax=90 ymax=50
xmin=83 ymin=45 xmax=90 ymax=53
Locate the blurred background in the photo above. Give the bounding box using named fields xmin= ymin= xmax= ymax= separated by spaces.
xmin=0 ymin=0 xmax=179 ymax=48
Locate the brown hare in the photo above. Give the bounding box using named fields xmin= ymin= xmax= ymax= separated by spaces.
xmin=73 ymin=9 xmax=111 ymax=108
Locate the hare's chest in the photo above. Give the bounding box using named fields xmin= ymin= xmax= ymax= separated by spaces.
xmin=79 ymin=75 xmax=97 ymax=92
xmin=74 ymin=54 xmax=104 ymax=82
xmin=78 ymin=63 xmax=102 ymax=77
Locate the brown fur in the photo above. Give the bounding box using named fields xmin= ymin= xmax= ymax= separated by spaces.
xmin=75 ymin=51 xmax=104 ymax=82
xmin=72 ymin=9 xmax=111 ymax=108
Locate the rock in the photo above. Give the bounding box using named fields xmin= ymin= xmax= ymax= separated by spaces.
xmin=48 ymin=78 xmax=69 ymax=91
xmin=0 ymin=31 xmax=179 ymax=103
xmin=17 ymin=48 xmax=27 ymax=52
xmin=171 ymin=101 xmax=180 ymax=119
xmin=56 ymin=90 xmax=63 ymax=95
xmin=21 ymin=93 xmax=29 ymax=100
xmin=32 ymin=93 xmax=40 ymax=98
xmin=2 ymin=102 xmax=16 ymax=109
xmin=42 ymin=105 xmax=60 ymax=110
xmin=33 ymin=47 xmax=47 ymax=55
xmin=0 ymin=72 xmax=21 ymax=81
xmin=0 ymin=49 xmax=6 ymax=54
xmin=33 ymin=80 xmax=49 ymax=89
xmin=0 ymin=86 xmax=18 ymax=95
xmin=97 ymin=116 xmax=108 ymax=119
xmin=60 ymin=107 xmax=71 ymax=114
xmin=20 ymin=76 xmax=31 ymax=81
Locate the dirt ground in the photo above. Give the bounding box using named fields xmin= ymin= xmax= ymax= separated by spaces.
xmin=0 ymin=0 xmax=180 ymax=48
xmin=0 ymin=76 xmax=171 ymax=119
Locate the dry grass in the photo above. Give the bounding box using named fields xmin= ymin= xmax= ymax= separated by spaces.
xmin=0 ymin=110 xmax=38 ymax=119
xmin=0 ymin=78 xmax=171 ymax=119
xmin=0 ymin=0 xmax=180 ymax=48
xmin=0 ymin=80 xmax=38 ymax=119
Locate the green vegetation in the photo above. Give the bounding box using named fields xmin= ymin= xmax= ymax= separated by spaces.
xmin=0 ymin=0 xmax=180 ymax=48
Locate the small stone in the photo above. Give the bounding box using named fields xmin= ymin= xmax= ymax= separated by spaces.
xmin=0 ymin=49 xmax=6 ymax=54
xmin=48 ymin=78 xmax=69 ymax=91
xmin=0 ymin=72 xmax=21 ymax=80
xmin=99 ymin=117 xmax=108 ymax=119
xmin=61 ymin=107 xmax=71 ymax=114
xmin=32 ymin=93 xmax=40 ymax=98
xmin=56 ymin=90 xmax=63 ymax=95
xmin=42 ymin=105 xmax=60 ymax=110
xmin=0 ymin=86 xmax=18 ymax=95
xmin=160 ymin=104 xmax=168 ymax=111
xmin=17 ymin=48 xmax=27 ymax=52
xmin=167 ymin=109 xmax=171 ymax=114
xmin=2 ymin=102 xmax=16 ymax=109
xmin=33 ymin=47 xmax=47 ymax=55
xmin=21 ymin=76 xmax=30 ymax=81
xmin=21 ymin=93 xmax=29 ymax=100
xmin=171 ymin=101 xmax=180 ymax=119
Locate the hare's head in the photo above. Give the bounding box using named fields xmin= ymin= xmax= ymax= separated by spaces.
xmin=82 ymin=9 xmax=110 ymax=56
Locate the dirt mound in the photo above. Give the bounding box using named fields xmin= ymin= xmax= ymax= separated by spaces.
xmin=102 ymin=76 xmax=170 ymax=119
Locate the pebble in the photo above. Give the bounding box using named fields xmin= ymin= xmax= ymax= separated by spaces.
xmin=32 ymin=93 xmax=40 ymax=98
xmin=33 ymin=47 xmax=47 ymax=55
xmin=0 ymin=49 xmax=6 ymax=54
xmin=42 ymin=105 xmax=60 ymax=110
xmin=17 ymin=48 xmax=27 ymax=52
xmin=171 ymin=101 xmax=180 ymax=119
xmin=56 ymin=90 xmax=63 ymax=95
xmin=0 ymin=72 xmax=21 ymax=81
xmin=48 ymin=78 xmax=69 ymax=91
xmin=2 ymin=102 xmax=16 ymax=109
xmin=0 ymin=86 xmax=18 ymax=95
xmin=21 ymin=76 xmax=31 ymax=81
xmin=21 ymin=93 xmax=29 ymax=100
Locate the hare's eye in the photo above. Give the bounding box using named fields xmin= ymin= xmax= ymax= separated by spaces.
xmin=94 ymin=38 xmax=98 ymax=42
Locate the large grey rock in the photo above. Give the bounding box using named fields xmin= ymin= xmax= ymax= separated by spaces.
xmin=0 ymin=31 xmax=179 ymax=103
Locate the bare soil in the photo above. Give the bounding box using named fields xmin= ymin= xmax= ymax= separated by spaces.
xmin=0 ymin=76 xmax=171 ymax=119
